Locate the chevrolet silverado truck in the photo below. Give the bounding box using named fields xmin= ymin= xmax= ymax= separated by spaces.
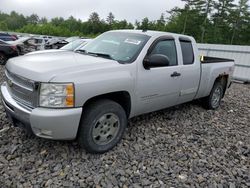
xmin=1 ymin=30 xmax=234 ymax=153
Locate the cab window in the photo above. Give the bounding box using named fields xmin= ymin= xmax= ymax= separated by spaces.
xmin=150 ymin=40 xmax=178 ymax=66
xmin=180 ymin=40 xmax=194 ymax=65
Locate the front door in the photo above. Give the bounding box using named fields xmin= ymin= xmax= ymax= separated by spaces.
xmin=136 ymin=38 xmax=181 ymax=115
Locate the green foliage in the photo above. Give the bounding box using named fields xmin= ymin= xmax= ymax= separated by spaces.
xmin=106 ymin=12 xmax=115 ymax=26
xmin=165 ymin=0 xmax=250 ymax=44
xmin=0 ymin=21 xmax=8 ymax=30
xmin=0 ymin=1 xmax=249 ymax=45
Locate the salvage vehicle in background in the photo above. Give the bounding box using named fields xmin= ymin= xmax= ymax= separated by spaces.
xmin=1 ymin=30 xmax=234 ymax=153
xmin=45 ymin=36 xmax=80 ymax=49
xmin=45 ymin=38 xmax=66 ymax=49
xmin=26 ymin=38 xmax=92 ymax=55
xmin=7 ymin=37 xmax=45 ymax=55
xmin=0 ymin=39 xmax=19 ymax=65
xmin=0 ymin=33 xmax=18 ymax=41
xmin=40 ymin=35 xmax=52 ymax=43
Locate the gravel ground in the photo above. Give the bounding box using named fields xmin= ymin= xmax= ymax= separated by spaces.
xmin=0 ymin=65 xmax=249 ymax=188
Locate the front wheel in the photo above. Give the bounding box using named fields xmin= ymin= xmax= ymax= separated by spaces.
xmin=202 ymin=82 xmax=224 ymax=110
xmin=78 ymin=99 xmax=127 ymax=153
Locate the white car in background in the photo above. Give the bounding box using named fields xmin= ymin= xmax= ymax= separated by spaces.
xmin=61 ymin=38 xmax=92 ymax=51
xmin=26 ymin=38 xmax=92 ymax=55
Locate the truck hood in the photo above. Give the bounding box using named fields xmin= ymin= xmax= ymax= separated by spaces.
xmin=6 ymin=51 xmax=120 ymax=82
xmin=25 ymin=49 xmax=66 ymax=56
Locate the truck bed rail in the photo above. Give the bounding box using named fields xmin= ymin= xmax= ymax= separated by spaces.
xmin=201 ymin=56 xmax=234 ymax=64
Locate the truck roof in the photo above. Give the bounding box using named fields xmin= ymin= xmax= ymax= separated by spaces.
xmin=108 ymin=29 xmax=194 ymax=40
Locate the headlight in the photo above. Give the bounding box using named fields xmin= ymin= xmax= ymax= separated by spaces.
xmin=39 ymin=83 xmax=74 ymax=108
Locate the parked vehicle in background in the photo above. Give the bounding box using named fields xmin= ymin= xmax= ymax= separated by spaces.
xmin=45 ymin=36 xmax=82 ymax=49
xmin=0 ymin=39 xmax=19 ymax=65
xmin=1 ymin=30 xmax=234 ymax=153
xmin=7 ymin=37 xmax=45 ymax=55
xmin=65 ymin=36 xmax=80 ymax=43
xmin=45 ymin=38 xmax=67 ymax=49
xmin=26 ymin=38 xmax=92 ymax=56
xmin=11 ymin=34 xmax=18 ymax=40
xmin=0 ymin=33 xmax=18 ymax=41
xmin=40 ymin=35 xmax=52 ymax=43
xmin=61 ymin=38 xmax=92 ymax=51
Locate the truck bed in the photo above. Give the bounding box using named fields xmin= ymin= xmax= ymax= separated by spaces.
xmin=195 ymin=58 xmax=235 ymax=99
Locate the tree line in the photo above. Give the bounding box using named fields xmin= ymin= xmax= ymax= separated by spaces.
xmin=0 ymin=0 xmax=249 ymax=45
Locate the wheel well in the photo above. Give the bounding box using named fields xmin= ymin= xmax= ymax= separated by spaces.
xmin=82 ymin=91 xmax=131 ymax=117
xmin=214 ymin=75 xmax=228 ymax=97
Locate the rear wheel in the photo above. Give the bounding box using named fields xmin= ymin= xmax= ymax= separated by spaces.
xmin=78 ymin=99 xmax=127 ymax=153
xmin=202 ymin=82 xmax=224 ymax=110
xmin=0 ymin=52 xmax=7 ymax=65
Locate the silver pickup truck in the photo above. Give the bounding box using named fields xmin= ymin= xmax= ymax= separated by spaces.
xmin=1 ymin=30 xmax=234 ymax=153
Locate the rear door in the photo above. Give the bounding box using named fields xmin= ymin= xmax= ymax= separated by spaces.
xmin=178 ymin=37 xmax=200 ymax=104
xmin=136 ymin=36 xmax=182 ymax=114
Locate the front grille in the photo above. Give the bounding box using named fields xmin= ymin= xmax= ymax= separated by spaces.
xmin=6 ymin=70 xmax=34 ymax=91
xmin=5 ymin=69 xmax=38 ymax=108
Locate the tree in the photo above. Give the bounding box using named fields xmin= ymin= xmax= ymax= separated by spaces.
xmin=230 ymin=0 xmax=249 ymax=44
xmin=135 ymin=20 xmax=141 ymax=29
xmin=106 ymin=12 xmax=115 ymax=26
xmin=112 ymin=20 xmax=134 ymax=30
xmin=39 ymin=17 xmax=48 ymax=24
xmin=0 ymin=21 xmax=8 ymax=30
xmin=0 ymin=8 xmax=249 ymax=45
xmin=156 ymin=13 xmax=166 ymax=31
xmin=86 ymin=12 xmax=108 ymax=34
xmin=167 ymin=5 xmax=204 ymax=41
xmin=200 ymin=0 xmax=213 ymax=43
xmin=26 ymin=14 xmax=39 ymax=24
xmin=63 ymin=16 xmax=82 ymax=32
xmin=51 ymin=17 xmax=65 ymax=26
xmin=140 ymin=17 xmax=150 ymax=30
xmin=3 ymin=11 xmax=27 ymax=30
xmin=88 ymin=12 xmax=101 ymax=23
xmin=211 ymin=0 xmax=236 ymax=43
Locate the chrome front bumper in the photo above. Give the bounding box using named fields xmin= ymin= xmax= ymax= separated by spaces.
xmin=1 ymin=82 xmax=82 ymax=140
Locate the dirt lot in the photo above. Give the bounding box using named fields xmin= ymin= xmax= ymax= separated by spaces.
xmin=0 ymin=65 xmax=249 ymax=187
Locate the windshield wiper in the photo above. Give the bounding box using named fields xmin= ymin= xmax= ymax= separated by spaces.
xmin=87 ymin=52 xmax=114 ymax=60
xmin=75 ymin=50 xmax=114 ymax=60
xmin=75 ymin=49 xmax=87 ymax=54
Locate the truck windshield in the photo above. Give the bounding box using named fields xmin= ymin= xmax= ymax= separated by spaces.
xmin=77 ymin=32 xmax=150 ymax=63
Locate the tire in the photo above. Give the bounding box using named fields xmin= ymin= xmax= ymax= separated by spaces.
xmin=0 ymin=52 xmax=7 ymax=65
xmin=78 ymin=99 xmax=127 ymax=153
xmin=202 ymin=82 xmax=224 ymax=110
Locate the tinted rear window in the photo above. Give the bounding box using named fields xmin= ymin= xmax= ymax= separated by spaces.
xmin=180 ymin=40 xmax=194 ymax=65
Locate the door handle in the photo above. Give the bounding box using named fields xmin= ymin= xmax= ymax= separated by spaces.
xmin=171 ymin=72 xmax=181 ymax=77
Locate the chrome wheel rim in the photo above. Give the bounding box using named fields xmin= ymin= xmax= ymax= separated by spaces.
xmin=211 ymin=87 xmax=222 ymax=108
xmin=92 ymin=113 xmax=120 ymax=145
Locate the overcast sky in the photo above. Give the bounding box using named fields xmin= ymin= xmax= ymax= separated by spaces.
xmin=0 ymin=0 xmax=184 ymax=23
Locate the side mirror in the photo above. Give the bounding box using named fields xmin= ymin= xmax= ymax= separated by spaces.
xmin=143 ymin=54 xmax=170 ymax=69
